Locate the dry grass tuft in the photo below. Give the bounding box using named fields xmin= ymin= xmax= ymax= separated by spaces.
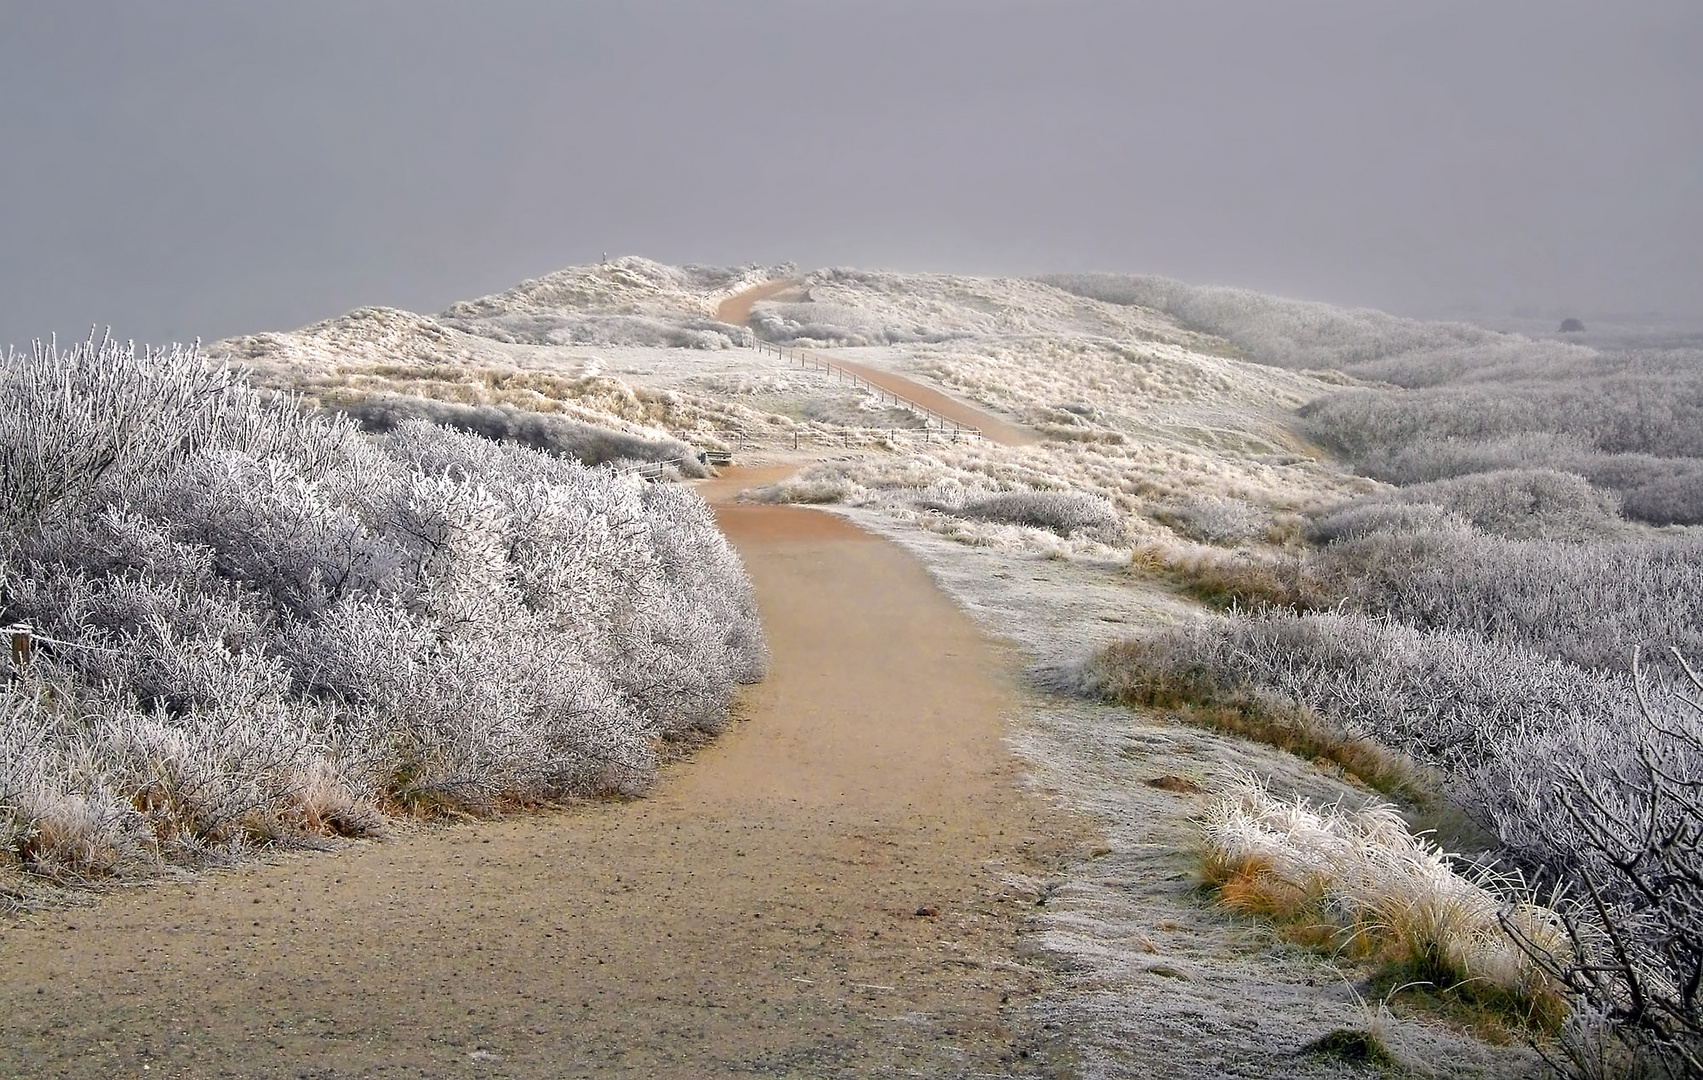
xmin=1201 ymin=775 xmax=1571 ymax=1034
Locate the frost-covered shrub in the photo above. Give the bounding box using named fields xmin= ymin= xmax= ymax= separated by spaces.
xmin=747 ymin=301 xmax=963 ymax=346
xmin=1315 ymin=530 xmax=1703 ymax=673
xmin=955 ymin=490 xmax=1119 ymax=536
xmin=641 ymin=483 xmax=767 ymax=688
xmin=0 ymin=334 xmax=270 ymax=534
xmin=0 ymin=340 xmax=765 ymax=887
xmin=1083 ymin=612 xmax=1629 ymax=776
xmin=1318 ymin=470 xmax=1622 ymax=542
xmin=1579 ymin=455 xmax=1703 ymax=527
xmin=1039 ymin=273 xmax=1505 ymax=378
xmin=1483 ymin=659 xmax=1703 ymax=1078
xmin=341 ymin=394 xmax=704 ymax=472
xmin=1303 ymin=381 xmax=1703 ymax=462
xmin=1307 ymin=500 xmax=1472 ymax=544
xmin=1355 ymin=432 xmax=1594 ymax=485
xmin=1155 ymin=495 xmax=1268 ymax=546
xmin=442 ymin=312 xmax=744 ymax=349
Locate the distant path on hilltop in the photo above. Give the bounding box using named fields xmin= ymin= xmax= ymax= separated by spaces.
xmin=720 ymin=279 xmax=1041 ymax=447
xmin=819 ymin=357 xmax=1041 ymax=447
xmin=715 ymin=277 xmax=799 ymax=325
xmin=0 ymin=467 xmax=1081 ymax=1079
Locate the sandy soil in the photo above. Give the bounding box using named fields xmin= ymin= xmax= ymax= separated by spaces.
xmin=0 ymin=468 xmax=1088 ymax=1079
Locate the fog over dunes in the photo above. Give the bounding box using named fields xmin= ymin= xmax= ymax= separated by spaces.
xmin=3 ymin=2 xmax=1699 ymax=350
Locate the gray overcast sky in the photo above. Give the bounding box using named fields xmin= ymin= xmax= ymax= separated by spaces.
xmin=2 ymin=1 xmax=1699 ymax=349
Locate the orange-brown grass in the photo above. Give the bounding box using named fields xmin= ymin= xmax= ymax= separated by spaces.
xmin=1130 ymin=539 xmax=1336 ymax=612
xmin=1201 ymin=776 xmax=1571 ymax=1037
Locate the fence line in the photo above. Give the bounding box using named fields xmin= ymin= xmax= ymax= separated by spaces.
xmin=615 ymin=341 xmax=988 ymax=484
xmin=749 ymin=339 xmax=982 ymax=440
xmin=712 ymin=423 xmax=979 ymax=453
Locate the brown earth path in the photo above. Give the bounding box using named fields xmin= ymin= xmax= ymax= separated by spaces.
xmin=715 ymin=279 xmax=799 ymax=326
xmin=718 ymin=279 xmax=1040 ymax=447
xmin=0 ymin=468 xmax=1083 ymax=1079
xmin=810 ymin=357 xmax=1040 ymax=448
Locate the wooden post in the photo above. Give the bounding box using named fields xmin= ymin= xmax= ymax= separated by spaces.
xmin=8 ymin=623 xmax=32 ymax=673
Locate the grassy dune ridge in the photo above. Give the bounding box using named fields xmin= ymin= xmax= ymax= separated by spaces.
xmin=1049 ymin=274 xmax=1703 ymax=1077
xmin=728 ymin=267 xmax=1700 ymax=1072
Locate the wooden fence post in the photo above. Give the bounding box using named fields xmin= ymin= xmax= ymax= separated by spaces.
xmin=7 ymin=623 xmax=32 ymax=673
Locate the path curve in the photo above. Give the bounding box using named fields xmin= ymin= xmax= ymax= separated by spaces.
xmin=720 ymin=280 xmax=1040 ymax=447
xmin=715 ymin=278 xmax=799 ymax=325
xmin=0 ymin=469 xmax=1081 ymax=1079
xmin=815 ymin=356 xmax=1041 ymax=447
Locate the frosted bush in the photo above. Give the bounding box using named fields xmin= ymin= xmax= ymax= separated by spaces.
xmin=1039 ymin=273 xmax=1503 ymax=377
xmin=445 ymin=312 xmax=744 ymax=349
xmin=1481 ymin=657 xmax=1703 ymax=1077
xmin=1307 ymin=500 xmax=1471 ymax=543
xmin=1317 ymin=469 xmax=1623 ymax=542
xmin=343 ymin=394 xmax=704 ymax=471
xmin=1357 ymin=432 xmax=1594 ymax=485
xmin=955 ymin=490 xmax=1120 ymax=536
xmin=1156 ymin=495 xmax=1268 ymax=545
xmin=748 ymin=301 xmax=963 ymax=346
xmin=0 ymin=340 xmax=765 ymax=889
xmin=1083 ymin=611 xmax=1630 ymax=775
xmin=1316 ymin=530 xmax=1703 ymax=672
xmin=1303 ymin=381 xmax=1703 ymax=462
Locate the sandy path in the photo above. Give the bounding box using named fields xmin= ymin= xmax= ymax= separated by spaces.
xmin=715 ymin=279 xmax=799 ymax=326
xmin=812 ymin=358 xmax=1040 ymax=448
xmin=0 ymin=469 xmax=1082 ymax=1079
xmin=718 ymin=279 xmax=1039 ymax=447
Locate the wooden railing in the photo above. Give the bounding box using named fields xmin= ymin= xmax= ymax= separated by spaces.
xmin=750 ymin=339 xmax=982 ymax=440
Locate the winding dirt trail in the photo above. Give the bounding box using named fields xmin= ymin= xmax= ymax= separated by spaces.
xmin=719 ymin=278 xmax=1039 ymax=447
xmin=715 ymin=279 xmax=799 ymax=326
xmin=812 ymin=358 xmax=1040 ymax=447
xmin=0 ymin=469 xmax=1082 ymax=1079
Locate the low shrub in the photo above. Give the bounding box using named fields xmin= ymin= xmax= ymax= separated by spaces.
xmin=1312 ymin=469 xmax=1624 ymax=543
xmin=1315 ymin=530 xmax=1703 ymax=673
xmin=955 ymin=489 xmax=1120 ymax=536
xmin=339 ymin=394 xmax=705 ymax=472
xmin=1154 ymin=495 xmax=1268 ymax=546
xmin=1307 ymin=501 xmax=1472 ymax=544
xmin=1484 ymin=656 xmax=1703 ymax=1077
xmin=1082 ymin=612 xmax=1628 ymax=778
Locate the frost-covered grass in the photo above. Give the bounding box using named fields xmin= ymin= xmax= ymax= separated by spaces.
xmin=0 ymin=335 xmax=764 ymax=894
xmin=160 ymin=256 xmax=1702 ymax=1071
xmin=1202 ymin=775 xmax=1568 ymax=1031
xmin=438 ymin=257 xmax=788 ymax=347
xmin=1046 ymin=272 xmax=1703 ymax=528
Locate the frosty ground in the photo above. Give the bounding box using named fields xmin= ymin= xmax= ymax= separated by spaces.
xmin=5 ymin=259 xmax=1620 ymax=1077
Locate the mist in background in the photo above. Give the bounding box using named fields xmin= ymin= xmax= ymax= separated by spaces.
xmin=2 ymin=0 xmax=1698 ymax=349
